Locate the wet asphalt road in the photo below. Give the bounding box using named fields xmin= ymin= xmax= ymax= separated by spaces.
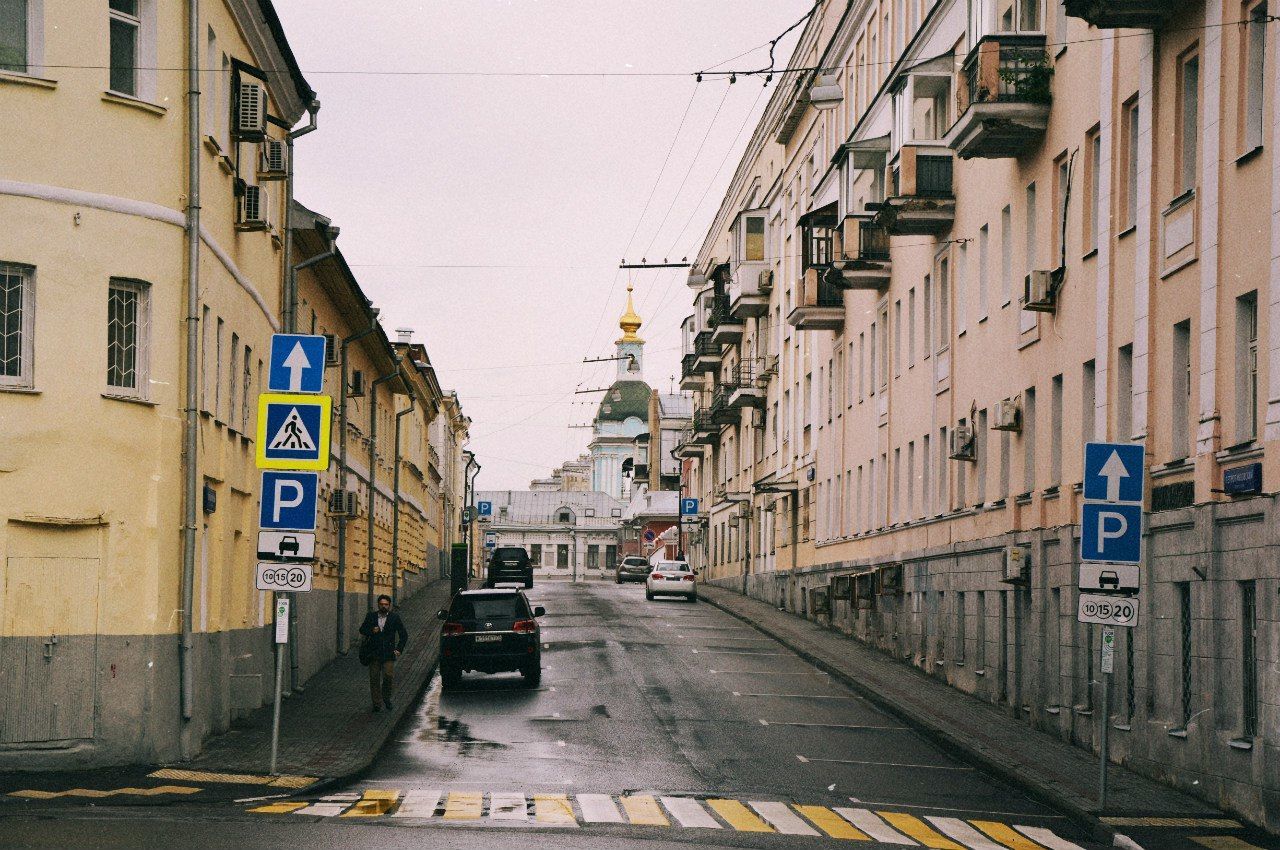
xmin=0 ymin=581 xmax=1111 ymax=849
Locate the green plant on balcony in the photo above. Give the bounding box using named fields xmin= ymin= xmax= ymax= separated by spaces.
xmin=999 ymin=56 xmax=1052 ymax=105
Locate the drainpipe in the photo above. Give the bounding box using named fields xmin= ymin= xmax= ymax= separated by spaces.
xmin=391 ymin=380 xmax=416 ymax=605
xmin=281 ymin=100 xmax=320 ymax=335
xmin=337 ymin=311 xmax=379 ymax=653
xmin=179 ymin=0 xmax=201 ymax=732
xmin=463 ymin=452 xmax=479 ymax=581
xmin=368 ymin=362 xmax=402 ymax=612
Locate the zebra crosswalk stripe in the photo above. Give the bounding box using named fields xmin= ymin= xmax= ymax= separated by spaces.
xmin=577 ymin=793 xmax=624 ymax=823
xmin=443 ymin=791 xmax=483 ymax=820
xmin=489 ymin=792 xmax=526 ymax=821
xmin=533 ymin=794 xmax=577 ymax=826
xmin=660 ymin=797 xmax=721 ymax=829
xmin=835 ymin=807 xmax=919 ymax=844
xmin=971 ymin=821 xmax=1048 ymax=850
xmin=621 ymin=794 xmax=668 ymax=826
xmin=341 ymin=790 xmax=398 ymax=818
xmin=295 ymin=793 xmax=360 ymax=817
xmin=878 ymin=811 xmax=965 ymax=849
xmin=926 ymin=816 xmax=1010 ymax=850
xmin=750 ymin=801 xmax=820 ymax=836
xmin=391 ymin=790 xmax=440 ymax=819
xmin=794 ymin=805 xmax=872 ymax=840
xmin=708 ymin=799 xmax=774 ymax=832
xmin=1013 ymin=826 xmax=1085 ymax=850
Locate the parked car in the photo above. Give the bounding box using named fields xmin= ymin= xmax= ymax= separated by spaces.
xmin=615 ymin=555 xmax=652 ymax=584
xmin=438 ymin=588 xmax=545 ymax=688
xmin=646 ymin=560 xmax=697 ymax=602
xmin=487 ymin=546 xmax=533 ymax=588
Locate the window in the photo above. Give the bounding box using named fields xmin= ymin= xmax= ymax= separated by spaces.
xmin=1023 ymin=387 xmax=1037 ymax=493
xmin=975 ymin=408 xmax=988 ymax=504
xmin=199 ymin=305 xmax=210 ymax=411
xmin=106 ymin=279 xmax=149 ymax=397
xmin=908 ymin=288 xmax=917 ymax=365
xmin=1050 ymin=375 xmax=1063 ymax=486
xmin=1117 ymin=344 xmax=1134 ymax=440
xmin=1173 ymin=320 xmax=1192 ymax=459
xmin=605 ymin=544 xmax=617 ymax=567
xmin=1082 ymin=360 xmax=1097 ymax=444
xmin=923 ymin=275 xmax=933 ymax=356
xmin=1236 ymin=292 xmax=1259 ymax=442
xmin=1177 ymin=50 xmax=1200 ymax=194
xmin=1053 ymin=153 xmax=1069 ymax=264
xmin=869 ymin=323 xmax=877 ymax=394
xmin=1243 ymin=3 xmax=1268 ymax=152
xmin=241 ymin=345 xmax=252 ymax=432
xmin=936 ymin=426 xmax=947 ymax=514
xmin=215 ymin=317 xmax=224 ymax=420
xmin=587 ymin=545 xmax=599 ymax=569
xmin=893 ymin=447 xmax=902 ymax=522
xmin=1022 ymin=184 xmax=1038 ymax=332
xmin=978 ymin=225 xmax=990 ymax=319
xmin=921 ymin=433 xmax=931 ymax=517
xmin=743 ymin=214 xmax=766 ymax=262
xmin=907 ymin=441 xmax=915 ymax=517
xmin=1000 ymin=206 xmax=1013 ymax=305
xmin=857 ymin=332 xmax=865 ymax=399
xmin=894 ymin=301 xmax=902 ymax=377
xmin=557 ymin=509 xmax=572 ymax=523
xmin=0 ymin=262 xmax=34 ymax=389
xmin=229 ymin=333 xmax=239 ymax=428
xmin=556 ymin=544 xmax=569 ymax=569
xmin=956 ymin=243 xmax=968 ymax=335
xmin=975 ymin=590 xmax=987 ymax=670
xmin=1241 ymin=581 xmax=1258 ymax=737
xmin=999 ymin=427 xmax=1011 ymax=500
xmin=956 ymin=591 xmax=967 ymax=664
xmin=936 ymin=255 xmax=950 ymax=352
xmin=1122 ymin=97 xmax=1140 ymax=229
xmin=0 ymin=0 xmax=35 ymax=74
xmin=1085 ymin=127 xmax=1101 ymax=252
xmin=529 ymin=543 xmax=542 ymax=564
xmin=109 ymin=0 xmax=140 ymax=96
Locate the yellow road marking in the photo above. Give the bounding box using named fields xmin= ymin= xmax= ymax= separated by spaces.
xmin=1191 ymin=839 xmax=1268 ymax=850
xmin=795 ymin=805 xmax=872 ymax=840
xmin=340 ymin=789 xmax=400 ymax=817
xmin=972 ymin=820 xmax=1050 ymax=850
xmin=10 ymin=785 xmax=201 ymax=800
xmin=878 ymin=812 xmax=965 ymax=849
xmin=533 ymin=794 xmax=577 ymax=825
xmin=621 ymin=794 xmax=668 ymax=826
xmin=250 ymin=801 xmax=309 ymax=814
xmin=1103 ymin=817 xmax=1243 ymax=828
xmin=442 ymin=791 xmax=483 ymax=820
xmin=148 ymin=769 xmax=313 ymax=788
xmin=707 ymin=799 xmax=774 ymax=832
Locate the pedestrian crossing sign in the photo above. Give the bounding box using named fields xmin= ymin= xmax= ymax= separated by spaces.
xmin=255 ymin=393 xmax=332 ymax=470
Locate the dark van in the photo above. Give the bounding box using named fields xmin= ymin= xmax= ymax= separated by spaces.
xmin=488 ymin=546 xmax=533 ymax=588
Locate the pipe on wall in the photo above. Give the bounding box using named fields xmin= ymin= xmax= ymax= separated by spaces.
xmin=368 ymin=363 xmax=402 ymax=612
xmin=337 ymin=313 xmax=379 ymax=653
xmin=391 ymin=387 xmax=416 ymax=605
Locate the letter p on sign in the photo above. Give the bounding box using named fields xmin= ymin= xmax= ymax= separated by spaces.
xmin=273 ymin=479 xmax=304 ymax=523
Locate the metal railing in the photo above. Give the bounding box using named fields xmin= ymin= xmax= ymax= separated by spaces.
xmin=708 ymin=295 xmax=742 ymax=327
xmin=915 ymin=155 xmax=954 ymax=197
xmin=965 ymin=35 xmax=1051 ymax=106
xmin=854 ymin=218 xmax=890 ymax=262
xmin=681 ymin=352 xmax=700 ymax=378
xmin=692 ymin=331 xmax=718 ymax=356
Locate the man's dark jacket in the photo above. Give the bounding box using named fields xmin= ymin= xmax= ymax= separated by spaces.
xmin=359 ymin=611 xmax=408 ymax=662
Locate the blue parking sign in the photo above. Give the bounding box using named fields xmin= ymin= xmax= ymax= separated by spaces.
xmin=259 ymin=471 xmax=318 ymax=531
xmin=477 ymin=501 xmax=493 ymax=517
xmin=1080 ymin=502 xmax=1143 ymax=564
xmin=680 ymin=498 xmax=699 ymax=516
xmin=268 ymin=334 xmax=327 ymax=394
xmin=1083 ymin=442 xmax=1145 ymax=503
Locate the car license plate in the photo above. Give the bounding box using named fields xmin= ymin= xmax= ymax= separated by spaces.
xmin=474 ymin=634 xmax=501 ymax=643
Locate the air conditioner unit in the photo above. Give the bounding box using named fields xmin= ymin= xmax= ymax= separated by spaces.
xmin=713 ymin=485 xmax=727 ymax=501
xmin=992 ymin=396 xmax=1021 ymax=432
xmin=758 ymin=269 xmax=774 ymax=292
xmin=1021 ymin=269 xmax=1057 ymax=313
xmin=235 ymin=80 xmax=267 ymax=140
xmin=322 ymin=333 xmax=340 ymax=366
xmin=1003 ymin=544 xmax=1030 ymax=583
xmin=949 ymin=424 xmax=976 ymax=461
xmin=258 ymin=138 xmax=287 ymax=180
xmin=762 ymin=354 xmax=780 ymax=376
xmin=349 ymin=369 xmax=365 ymax=398
xmin=236 ymin=184 xmax=269 ymax=231
xmin=327 ymin=490 xmax=358 ymax=517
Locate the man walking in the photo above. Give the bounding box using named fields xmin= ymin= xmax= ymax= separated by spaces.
xmin=359 ymin=594 xmax=408 ymax=712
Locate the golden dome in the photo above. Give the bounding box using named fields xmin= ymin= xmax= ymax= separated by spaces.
xmin=617 ymin=283 xmax=644 ymax=343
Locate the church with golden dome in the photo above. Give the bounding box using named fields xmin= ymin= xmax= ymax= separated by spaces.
xmin=588 ymin=285 xmax=655 ymax=500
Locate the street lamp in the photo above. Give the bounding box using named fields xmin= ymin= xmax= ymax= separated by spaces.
xmin=808 ymin=73 xmax=843 ymax=111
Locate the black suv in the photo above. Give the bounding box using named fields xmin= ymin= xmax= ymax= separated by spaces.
xmin=487 ymin=546 xmax=533 ymax=588
xmin=438 ymin=589 xmax=544 ymax=688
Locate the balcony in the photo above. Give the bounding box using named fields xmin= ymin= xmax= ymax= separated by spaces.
xmin=680 ymin=352 xmax=704 ymax=391
xmin=874 ymin=146 xmax=955 ymax=236
xmin=691 ymin=409 xmax=718 ymax=444
xmin=1062 ymin=0 xmax=1174 ymax=28
xmin=674 ymin=427 xmax=705 ymax=458
xmin=709 ymin=296 xmax=744 ymax=346
xmin=835 ymin=216 xmax=892 ymax=291
xmin=727 ymin=361 xmax=766 ymax=410
xmin=787 ymin=267 xmax=845 ymax=331
xmin=692 ymin=330 xmax=719 ymax=371
xmin=948 ymin=35 xmax=1051 ymax=160
xmin=710 ymin=388 xmax=737 ymax=427
xmin=729 ymin=266 xmax=771 ymax=318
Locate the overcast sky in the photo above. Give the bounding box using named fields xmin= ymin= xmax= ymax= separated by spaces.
xmin=273 ymin=0 xmax=808 ymax=489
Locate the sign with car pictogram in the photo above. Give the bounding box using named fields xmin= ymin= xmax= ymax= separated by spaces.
xmin=257 ymin=530 xmax=316 ymax=561
xmin=1078 ymin=563 xmax=1139 ymax=593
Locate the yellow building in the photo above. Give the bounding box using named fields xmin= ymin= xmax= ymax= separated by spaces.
xmin=677 ymin=0 xmax=1278 ymax=829
xmin=0 ymin=1 xmax=468 ymax=768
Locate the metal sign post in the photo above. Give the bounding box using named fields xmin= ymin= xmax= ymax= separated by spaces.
xmin=269 ymin=594 xmax=290 ymax=775
xmin=1099 ymin=624 xmax=1114 ymax=809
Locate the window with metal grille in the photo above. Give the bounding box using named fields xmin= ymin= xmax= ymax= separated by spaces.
xmin=106 ymin=279 xmax=148 ymax=396
xmin=1241 ymin=581 xmax=1258 ymax=737
xmin=241 ymin=345 xmax=252 ymax=432
xmin=1178 ymin=582 xmax=1193 ymax=726
xmin=0 ymin=262 xmax=34 ymax=389
xmin=108 ymin=0 xmax=139 ymax=96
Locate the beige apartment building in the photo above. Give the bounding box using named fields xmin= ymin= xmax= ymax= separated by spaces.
xmin=677 ymin=0 xmax=1278 ymax=829
xmin=0 ymin=1 xmax=468 ymax=769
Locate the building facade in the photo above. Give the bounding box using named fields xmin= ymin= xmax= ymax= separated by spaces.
xmin=0 ymin=1 xmax=468 ymax=769
xmin=677 ymin=0 xmax=1279 ymax=829
xmin=476 ymin=490 xmax=623 ymax=581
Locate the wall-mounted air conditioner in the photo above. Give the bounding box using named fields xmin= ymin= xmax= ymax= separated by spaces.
xmin=327 ymin=490 xmax=359 ymax=517
xmin=1021 ymin=269 xmax=1058 ymax=313
xmin=236 ymin=185 xmax=269 ymax=231
xmin=949 ymin=424 xmax=975 ymax=461
xmin=758 ymin=269 xmax=774 ymax=292
xmin=259 ymin=138 xmax=287 ymax=180
xmin=762 ymin=354 xmax=780 ymax=376
xmin=349 ymin=369 xmax=365 ymax=398
xmin=322 ymin=334 xmax=340 ymax=366
xmin=1003 ymin=544 xmax=1029 ymax=583
xmin=992 ymin=397 xmax=1021 ymax=432
xmin=235 ymin=80 xmax=267 ymax=140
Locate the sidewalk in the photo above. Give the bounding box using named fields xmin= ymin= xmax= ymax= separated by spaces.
xmin=699 ymin=584 xmax=1221 ymax=842
xmin=187 ymin=577 xmax=457 ymax=785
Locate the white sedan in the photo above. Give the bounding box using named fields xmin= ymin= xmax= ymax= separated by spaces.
xmin=645 ymin=560 xmax=697 ymax=602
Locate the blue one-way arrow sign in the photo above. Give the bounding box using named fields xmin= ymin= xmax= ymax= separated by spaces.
xmin=268 ymin=334 xmax=327 ymax=394
xmin=1083 ymin=442 xmax=1144 ymax=504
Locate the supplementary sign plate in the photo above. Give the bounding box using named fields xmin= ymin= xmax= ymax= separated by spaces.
xmin=256 ymin=393 xmax=332 ymax=470
xmin=267 ymin=334 xmax=327 ymax=394
xmin=257 ymin=563 xmax=313 ymax=593
xmin=1077 ymin=592 xmax=1140 ymax=627
xmin=274 ymin=597 xmax=290 ymax=643
xmin=1079 ymin=563 xmax=1140 ymax=593
xmin=258 ymin=471 xmax=318 ymax=531
xmin=257 ymin=531 xmax=316 ymax=561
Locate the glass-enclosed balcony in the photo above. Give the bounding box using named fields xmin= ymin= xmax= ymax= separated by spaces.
xmin=729 ymin=209 xmax=771 ymax=318
xmin=947 ymin=33 xmax=1051 ymax=159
